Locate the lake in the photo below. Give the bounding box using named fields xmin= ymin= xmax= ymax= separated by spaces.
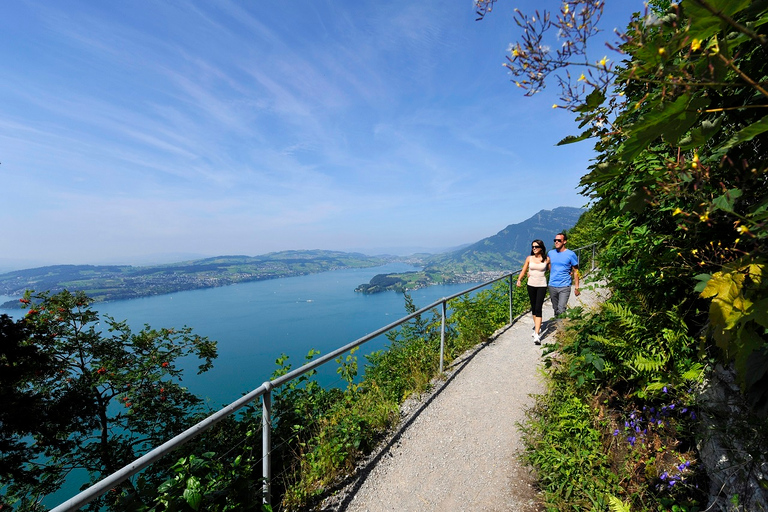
xmin=1 ymin=262 xmax=488 ymax=408
xmin=2 ymin=262 xmax=497 ymax=508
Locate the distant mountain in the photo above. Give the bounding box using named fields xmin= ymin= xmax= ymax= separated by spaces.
xmin=354 ymin=207 xmax=585 ymax=293
xmin=424 ymin=206 xmax=585 ymax=272
xmin=344 ymin=243 xmax=471 ymax=257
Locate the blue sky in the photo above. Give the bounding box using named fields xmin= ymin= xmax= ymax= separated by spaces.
xmin=0 ymin=0 xmax=643 ymax=270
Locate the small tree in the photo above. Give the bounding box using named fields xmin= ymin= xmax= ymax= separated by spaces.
xmin=2 ymin=290 xmax=218 ymax=510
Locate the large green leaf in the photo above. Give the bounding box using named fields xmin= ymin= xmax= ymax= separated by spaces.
xmin=677 ymin=117 xmax=722 ymax=150
xmin=712 ymin=188 xmax=743 ymax=212
xmin=184 ymin=488 xmax=203 ymax=511
xmin=621 ymin=95 xmax=709 ymax=161
xmin=660 ymin=97 xmax=711 ymax=145
xmin=717 ymin=116 xmax=768 ymax=155
xmin=558 ymin=129 xmax=594 ymax=146
xmin=747 ymin=298 xmax=768 ymax=328
xmin=685 ymin=0 xmax=753 ymax=42
xmin=574 ymin=88 xmax=606 ymax=113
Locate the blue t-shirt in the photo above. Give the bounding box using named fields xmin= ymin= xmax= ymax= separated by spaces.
xmin=548 ymin=248 xmax=579 ymax=287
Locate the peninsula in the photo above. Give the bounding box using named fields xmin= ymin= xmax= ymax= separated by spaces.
xmin=0 ymin=250 xmax=391 ymax=308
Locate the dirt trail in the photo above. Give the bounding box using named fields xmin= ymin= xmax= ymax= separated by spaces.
xmin=319 ymin=281 xmax=609 ymax=512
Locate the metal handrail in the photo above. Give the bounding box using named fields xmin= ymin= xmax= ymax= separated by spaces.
xmin=50 ymin=242 xmax=598 ymax=511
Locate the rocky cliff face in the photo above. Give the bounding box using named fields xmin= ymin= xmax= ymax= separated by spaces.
xmin=697 ymin=364 xmax=768 ymax=511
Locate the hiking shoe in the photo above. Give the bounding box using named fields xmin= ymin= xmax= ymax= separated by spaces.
xmin=533 ymin=332 xmax=541 ymax=345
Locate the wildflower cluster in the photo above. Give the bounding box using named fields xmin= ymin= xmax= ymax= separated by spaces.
xmin=658 ymin=459 xmax=693 ymax=491
xmin=614 ymin=398 xmax=696 ymax=448
xmin=611 ymin=390 xmax=699 ymax=495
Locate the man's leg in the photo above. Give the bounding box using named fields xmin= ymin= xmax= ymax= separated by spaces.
xmin=549 ymin=286 xmax=560 ymax=317
xmin=550 ymin=286 xmax=571 ymax=317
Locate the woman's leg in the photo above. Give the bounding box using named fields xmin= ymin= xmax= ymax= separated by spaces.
xmin=533 ymin=315 xmax=542 ymax=335
xmin=532 ymin=287 xmax=546 ymax=335
xmin=527 ymin=284 xmax=537 ymax=317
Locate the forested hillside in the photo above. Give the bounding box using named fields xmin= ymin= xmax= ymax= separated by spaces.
xmin=425 ymin=206 xmax=584 ymax=272
xmin=356 ymin=206 xmax=584 ymax=293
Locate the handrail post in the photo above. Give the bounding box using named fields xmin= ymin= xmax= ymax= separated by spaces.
xmin=508 ymin=275 xmax=513 ymax=324
xmin=262 ymin=382 xmax=273 ymax=507
xmin=440 ymin=300 xmax=446 ymax=374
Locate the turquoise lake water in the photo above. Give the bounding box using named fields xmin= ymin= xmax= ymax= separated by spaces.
xmin=1 ymin=262 xmax=488 ymax=408
xmin=2 ymin=262 xmax=494 ymax=507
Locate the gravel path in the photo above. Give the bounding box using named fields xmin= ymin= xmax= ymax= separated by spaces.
xmin=319 ymin=281 xmax=608 ymax=512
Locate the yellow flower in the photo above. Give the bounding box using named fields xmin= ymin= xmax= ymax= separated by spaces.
xmin=598 ymin=56 xmax=608 ymax=67
xmin=515 ymin=81 xmax=522 ymax=88
xmin=578 ymin=73 xmax=586 ymax=81
xmin=673 ymin=208 xmax=683 ymax=216
xmin=737 ymin=225 xmax=751 ymax=235
xmin=691 ymin=249 xmax=698 ymax=255
xmin=658 ymin=47 xmax=666 ymax=56
xmin=691 ymin=39 xmax=702 ymax=51
xmin=563 ymin=3 xmax=569 ymax=14
xmin=512 ymin=48 xmax=520 ymax=57
xmin=699 ymin=212 xmax=710 ymax=222
xmin=552 ymin=104 xmax=558 ymax=109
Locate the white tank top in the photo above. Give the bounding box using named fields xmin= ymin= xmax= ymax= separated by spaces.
xmin=528 ymin=257 xmax=548 ymax=287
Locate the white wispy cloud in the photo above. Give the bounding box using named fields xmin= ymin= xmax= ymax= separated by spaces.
xmin=0 ymin=0 xmax=639 ymax=266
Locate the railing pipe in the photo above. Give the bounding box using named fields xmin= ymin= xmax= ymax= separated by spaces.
xmin=51 ymin=243 xmax=598 ymax=512
xmin=49 ymin=382 xmax=271 ymax=512
xmin=49 ymin=272 xmax=520 ymax=512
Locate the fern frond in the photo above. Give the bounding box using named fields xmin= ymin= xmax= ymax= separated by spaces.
xmin=632 ymin=354 xmax=667 ymax=373
xmin=603 ymin=302 xmax=647 ymax=337
xmin=682 ymin=362 xmax=705 ymax=382
xmin=608 ymin=495 xmax=632 ymax=512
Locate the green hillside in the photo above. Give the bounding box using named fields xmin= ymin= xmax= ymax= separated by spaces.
xmin=0 ymin=251 xmax=389 ymax=307
xmin=356 ymin=207 xmax=584 ymax=293
xmin=425 ymin=206 xmax=584 ymax=272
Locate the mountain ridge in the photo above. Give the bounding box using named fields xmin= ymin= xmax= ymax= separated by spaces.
xmin=426 ymin=206 xmax=585 ymax=272
xmin=0 ymin=207 xmax=585 ymax=306
xmin=355 ymin=206 xmax=585 ymax=293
